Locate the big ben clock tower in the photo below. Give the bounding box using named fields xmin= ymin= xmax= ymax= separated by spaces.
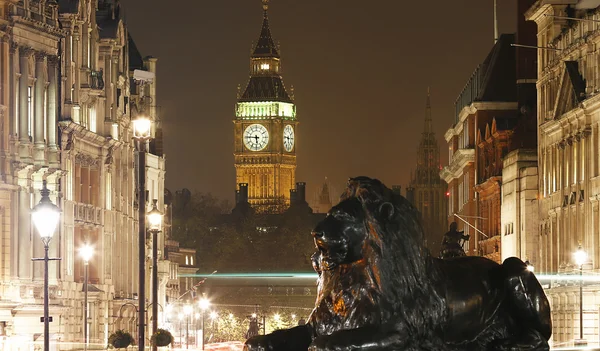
xmin=234 ymin=0 xmax=298 ymax=213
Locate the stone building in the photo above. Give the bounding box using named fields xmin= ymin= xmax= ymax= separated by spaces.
xmin=527 ymin=0 xmax=600 ymax=344
xmin=440 ymin=34 xmax=519 ymax=258
xmin=0 ymin=0 xmax=63 ymax=346
xmin=406 ymin=90 xmax=447 ymax=255
xmin=233 ymin=0 xmax=298 ymax=213
xmin=0 ymin=0 xmax=171 ymax=348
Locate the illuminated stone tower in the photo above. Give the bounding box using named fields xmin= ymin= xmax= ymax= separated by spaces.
xmin=234 ymin=0 xmax=297 ymax=213
xmin=407 ymin=89 xmax=448 ymax=254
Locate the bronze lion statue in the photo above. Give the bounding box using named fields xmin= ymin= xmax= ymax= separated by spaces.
xmin=245 ymin=176 xmax=551 ymax=351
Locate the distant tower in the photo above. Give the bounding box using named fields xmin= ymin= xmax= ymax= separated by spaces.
xmin=315 ymin=178 xmax=332 ymax=213
xmin=408 ymin=89 xmax=448 ymax=254
xmin=233 ymin=0 xmax=298 ymax=213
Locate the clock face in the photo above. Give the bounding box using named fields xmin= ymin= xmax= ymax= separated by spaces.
xmin=283 ymin=125 xmax=295 ymax=152
xmin=243 ymin=124 xmax=269 ymax=151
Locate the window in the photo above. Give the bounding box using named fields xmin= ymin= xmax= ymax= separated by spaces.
xmin=190 ymin=256 xmax=194 ymax=266
xmin=260 ymin=63 xmax=270 ymax=70
xmin=14 ymin=80 xmax=19 ymax=136
xmin=44 ymin=89 xmax=47 ymax=143
xmin=66 ymin=158 xmax=73 ymax=200
xmin=595 ymin=125 xmax=599 ymax=176
xmin=27 ymin=86 xmax=32 ymax=138
xmin=185 ymin=256 xmax=189 ymax=265
xmin=89 ymin=107 xmax=96 ymax=133
xmin=106 ymin=172 xmax=112 ymax=209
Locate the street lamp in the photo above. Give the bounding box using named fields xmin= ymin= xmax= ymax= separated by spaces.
xmin=184 ymin=304 xmax=193 ymax=349
xmin=31 ymin=180 xmax=61 ymax=351
xmin=525 ymin=260 xmax=534 ymax=273
xmin=574 ymin=244 xmax=588 ymax=343
xmin=132 ymin=113 xmax=153 ymax=351
xmin=79 ymin=244 xmax=94 ymax=351
xmin=147 ymin=199 xmax=163 ymax=351
xmin=198 ymin=298 xmax=210 ymax=350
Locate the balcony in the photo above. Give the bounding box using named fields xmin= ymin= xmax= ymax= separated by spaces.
xmin=73 ymin=203 xmax=103 ymax=226
xmin=440 ymin=148 xmax=475 ymax=182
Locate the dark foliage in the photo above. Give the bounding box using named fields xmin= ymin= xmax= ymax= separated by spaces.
xmin=170 ymin=190 xmax=319 ymax=273
xmin=108 ymin=330 xmax=134 ymax=349
xmin=151 ymin=328 xmax=174 ymax=347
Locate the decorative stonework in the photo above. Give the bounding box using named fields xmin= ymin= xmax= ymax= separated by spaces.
xmin=18 ymin=46 xmax=34 ymax=57
xmin=75 ymin=153 xmax=98 ymax=167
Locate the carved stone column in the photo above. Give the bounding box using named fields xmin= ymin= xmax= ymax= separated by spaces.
xmin=48 ymin=56 xmax=59 ymax=166
xmin=73 ymin=28 xmax=80 ymax=107
xmin=105 ymin=52 xmax=112 ymax=121
xmin=33 ymin=52 xmax=46 ymax=163
xmin=19 ymin=47 xmax=32 ymax=160
xmin=65 ymin=33 xmax=73 ymax=104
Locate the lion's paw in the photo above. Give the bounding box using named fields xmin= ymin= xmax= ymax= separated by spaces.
xmin=244 ymin=335 xmax=269 ymax=351
xmin=309 ymin=336 xmax=346 ymax=351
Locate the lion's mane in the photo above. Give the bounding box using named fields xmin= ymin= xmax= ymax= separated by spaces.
xmin=338 ymin=177 xmax=447 ymax=345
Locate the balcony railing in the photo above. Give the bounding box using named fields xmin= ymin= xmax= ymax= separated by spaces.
xmin=74 ymin=203 xmax=103 ymax=226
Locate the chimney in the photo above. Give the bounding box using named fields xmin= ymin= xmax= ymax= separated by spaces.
xmin=238 ymin=183 xmax=248 ymax=204
xmin=290 ymin=189 xmax=298 ymax=204
xmin=392 ymin=185 xmax=402 ymax=196
xmin=296 ymin=182 xmax=306 ymax=203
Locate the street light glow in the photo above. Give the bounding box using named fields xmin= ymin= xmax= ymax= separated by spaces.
xmin=210 ymin=311 xmax=218 ymax=320
xmin=184 ymin=304 xmax=193 ymax=315
xmin=79 ymin=245 xmax=94 ymax=263
xmin=199 ymin=298 xmax=210 ymax=310
xmin=574 ymin=245 xmax=588 ymax=267
xmin=132 ymin=115 xmax=152 ymax=140
xmin=31 ymin=181 xmax=60 ymax=243
xmin=147 ymin=199 xmax=163 ymax=230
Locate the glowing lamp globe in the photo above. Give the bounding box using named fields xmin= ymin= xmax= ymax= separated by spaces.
xmin=32 ymin=181 xmax=60 ymax=245
xmin=199 ymin=298 xmax=210 ymax=311
xmin=210 ymin=311 xmax=218 ymax=320
xmin=79 ymin=245 xmax=94 ymax=263
xmin=147 ymin=199 xmax=163 ymax=231
xmin=574 ymin=246 xmax=587 ymax=267
xmin=184 ymin=304 xmax=193 ymax=315
xmin=132 ymin=115 xmax=152 ymax=140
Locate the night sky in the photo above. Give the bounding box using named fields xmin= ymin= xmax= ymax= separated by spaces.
xmin=122 ymin=0 xmax=518 ymax=206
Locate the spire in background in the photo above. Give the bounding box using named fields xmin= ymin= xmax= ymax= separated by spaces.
xmin=424 ymin=87 xmax=433 ymax=134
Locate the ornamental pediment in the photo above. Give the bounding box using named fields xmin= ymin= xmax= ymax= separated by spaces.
xmin=75 ymin=152 xmax=99 ymax=167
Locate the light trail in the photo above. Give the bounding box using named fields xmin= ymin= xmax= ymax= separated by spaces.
xmin=178 ymin=272 xmax=319 ymax=279
xmin=179 ymin=272 xmax=600 ymax=283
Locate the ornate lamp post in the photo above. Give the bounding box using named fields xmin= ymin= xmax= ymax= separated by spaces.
xmin=147 ymin=200 xmax=163 ymax=351
xmin=574 ymin=245 xmax=588 ymax=343
xmin=198 ymin=298 xmax=210 ymax=350
xmin=132 ymin=113 xmax=153 ymax=351
xmin=79 ymin=244 xmax=94 ymax=350
xmin=31 ymin=180 xmax=61 ymax=351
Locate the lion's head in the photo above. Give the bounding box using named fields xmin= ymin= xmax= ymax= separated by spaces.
xmin=309 ymin=176 xmax=445 ymax=337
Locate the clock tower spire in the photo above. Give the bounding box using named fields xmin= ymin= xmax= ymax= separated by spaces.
xmin=233 ymin=0 xmax=298 ymax=213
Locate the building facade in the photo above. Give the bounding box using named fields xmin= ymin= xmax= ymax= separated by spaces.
xmin=440 ymin=34 xmax=518 ymax=257
xmin=233 ymin=0 xmax=297 ymax=213
xmin=527 ymin=0 xmax=600 ymax=344
xmin=406 ymin=90 xmax=447 ymax=255
xmin=0 ymin=0 xmax=171 ymax=348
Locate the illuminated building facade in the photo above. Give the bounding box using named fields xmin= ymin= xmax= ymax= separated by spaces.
xmin=234 ymin=0 xmax=298 ymax=213
xmin=406 ymin=90 xmax=447 ymax=255
xmin=0 ymin=0 xmax=172 ymax=348
xmin=0 ymin=0 xmax=63 ymax=346
xmin=527 ymin=0 xmax=600 ymax=344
